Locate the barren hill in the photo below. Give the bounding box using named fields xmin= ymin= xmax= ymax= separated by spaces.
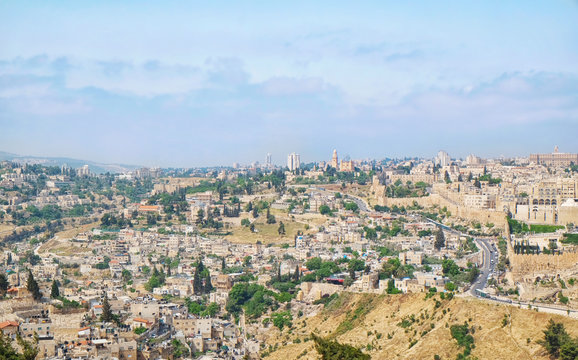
xmin=261 ymin=292 xmax=578 ymax=360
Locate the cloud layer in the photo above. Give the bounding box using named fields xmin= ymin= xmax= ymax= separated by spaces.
xmin=1 ymin=1 xmax=577 ymax=166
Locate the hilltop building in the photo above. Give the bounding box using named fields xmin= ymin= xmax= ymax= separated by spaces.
xmin=530 ymin=146 xmax=578 ymax=167
xmin=287 ymin=153 xmax=300 ymax=171
xmin=331 ymin=149 xmax=339 ymax=170
xmin=435 ymin=151 xmax=451 ymax=167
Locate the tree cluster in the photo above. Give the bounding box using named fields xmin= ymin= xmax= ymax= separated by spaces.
xmin=539 ymin=319 xmax=578 ymax=360
xmin=311 ymin=333 xmax=370 ymax=360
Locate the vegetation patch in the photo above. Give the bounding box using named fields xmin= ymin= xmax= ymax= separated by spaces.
xmin=529 ymin=224 xmax=565 ymax=233
xmin=450 ymin=322 xmax=475 ymax=360
xmin=332 ymin=294 xmax=378 ymax=337
xmin=561 ymin=233 xmax=578 ymax=245
xmin=312 ymin=333 xmax=370 ymax=360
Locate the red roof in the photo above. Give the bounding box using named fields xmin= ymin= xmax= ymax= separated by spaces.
xmin=0 ymin=321 xmax=19 ymax=329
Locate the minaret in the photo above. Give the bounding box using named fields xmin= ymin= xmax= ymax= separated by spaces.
xmin=331 ymin=149 xmax=339 ymax=170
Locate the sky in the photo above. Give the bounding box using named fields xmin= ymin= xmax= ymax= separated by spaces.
xmin=1 ymin=1 xmax=578 ymax=167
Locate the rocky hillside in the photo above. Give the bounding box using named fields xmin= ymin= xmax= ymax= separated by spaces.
xmin=260 ymin=292 xmax=578 ymax=360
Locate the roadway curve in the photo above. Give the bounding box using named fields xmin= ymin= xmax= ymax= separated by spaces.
xmin=423 ymin=218 xmax=497 ymax=295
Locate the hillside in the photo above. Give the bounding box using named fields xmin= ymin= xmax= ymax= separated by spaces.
xmin=0 ymin=150 xmax=139 ymax=173
xmin=261 ymin=292 xmax=578 ymax=360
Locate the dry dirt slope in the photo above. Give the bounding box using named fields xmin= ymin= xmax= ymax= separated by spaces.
xmin=262 ymin=292 xmax=578 ymax=360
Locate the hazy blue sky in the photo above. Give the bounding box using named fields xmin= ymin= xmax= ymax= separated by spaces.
xmin=1 ymin=1 xmax=577 ymax=166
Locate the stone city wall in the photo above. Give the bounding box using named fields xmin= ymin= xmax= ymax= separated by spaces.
xmin=375 ymin=193 xmax=508 ymax=227
xmin=510 ymin=252 xmax=578 ymax=283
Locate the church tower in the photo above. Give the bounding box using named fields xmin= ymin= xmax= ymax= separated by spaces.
xmin=331 ymin=149 xmax=339 ymax=171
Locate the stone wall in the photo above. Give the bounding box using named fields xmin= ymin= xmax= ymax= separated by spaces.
xmin=299 ymin=282 xmax=342 ymax=302
xmin=375 ymin=193 xmax=508 ymax=227
xmin=510 ymin=252 xmax=578 ymax=283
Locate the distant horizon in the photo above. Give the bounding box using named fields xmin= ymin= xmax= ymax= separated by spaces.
xmin=2 ymin=1 xmax=578 ymax=166
xmin=2 ymin=145 xmax=576 ymax=170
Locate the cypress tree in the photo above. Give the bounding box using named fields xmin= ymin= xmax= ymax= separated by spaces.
xmin=193 ymin=268 xmax=202 ymax=295
xmin=434 ymin=228 xmax=446 ymax=251
xmin=204 ymin=272 xmax=213 ymax=293
xmin=101 ymin=293 xmax=113 ymax=322
xmin=277 ymin=264 xmax=282 ymax=282
xmin=444 ymin=171 xmax=451 ymax=184
xmin=27 ymin=270 xmax=41 ymax=301
xmin=193 ymin=260 xmax=204 ymax=295
xmin=293 ymin=265 xmax=300 ymax=281
xmin=0 ymin=273 xmax=9 ymax=295
xmin=50 ymin=280 xmax=60 ymax=299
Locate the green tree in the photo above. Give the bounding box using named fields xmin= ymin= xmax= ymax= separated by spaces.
xmin=386 ymin=278 xmax=401 ymax=294
xmin=101 ymin=294 xmax=113 ymax=322
xmin=27 ymin=271 xmax=41 ymax=301
xmin=560 ymin=340 xmax=578 ymax=360
xmin=442 ymin=259 xmax=460 ymax=277
xmin=0 ymin=332 xmax=20 ymax=360
xmin=450 ymin=323 xmax=475 ymax=358
xmin=204 ymin=271 xmax=213 ymax=294
xmin=196 ymin=209 xmax=204 ymax=226
xmin=293 ymin=264 xmax=300 ymax=281
xmin=306 ymin=257 xmax=322 ymax=270
xmin=171 ymin=339 xmax=190 ymax=359
xmin=193 ymin=259 xmax=205 ymax=295
xmin=50 ymin=280 xmax=60 ymax=299
xmin=434 ymin=228 xmax=445 ymax=251
xmin=121 ymin=269 xmax=132 ymax=283
xmin=312 ymin=333 xmax=370 ymax=360
xmin=18 ymin=334 xmax=39 ymax=360
xmin=0 ymin=274 xmax=9 ymax=295
xmin=145 ymin=266 xmax=164 ymax=292
xmin=344 ymin=201 xmax=359 ymax=212
xmin=539 ymin=319 xmax=574 ymax=358
xmin=271 ymin=311 xmax=293 ymax=330
xmin=445 ymin=282 xmax=456 ymax=291
xmin=266 ymin=208 xmax=276 ymax=224
xmin=202 ymin=302 xmax=220 ymax=317
xmin=278 ymin=221 xmax=286 ymax=235
xmin=319 ymin=205 xmax=331 ymax=215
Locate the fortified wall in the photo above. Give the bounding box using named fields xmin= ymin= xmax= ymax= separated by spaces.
xmin=372 ymin=189 xmax=508 ymax=228
xmin=510 ymin=252 xmax=578 ymax=283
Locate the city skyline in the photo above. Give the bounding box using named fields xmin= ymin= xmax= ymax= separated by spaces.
xmin=1 ymin=1 xmax=578 ymax=166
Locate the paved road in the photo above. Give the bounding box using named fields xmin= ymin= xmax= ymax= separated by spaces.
xmin=422 ymin=217 xmax=578 ymax=318
xmin=422 ymin=217 xmax=497 ymax=295
xmin=469 ymin=238 xmax=499 ymax=296
xmin=346 ymin=194 xmax=371 ymax=212
xmin=312 ymin=187 xmax=371 ymax=212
